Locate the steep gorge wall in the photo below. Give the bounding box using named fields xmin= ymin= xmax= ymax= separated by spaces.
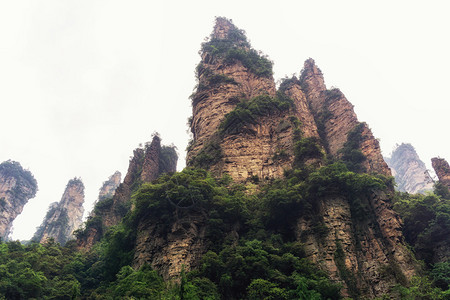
xmin=385 ymin=143 xmax=434 ymax=194
xmin=33 ymin=178 xmax=84 ymax=245
xmin=0 ymin=160 xmax=37 ymax=240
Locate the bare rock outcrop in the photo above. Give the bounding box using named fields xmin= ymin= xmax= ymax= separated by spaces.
xmin=0 ymin=160 xmax=37 ymax=240
xmin=187 ymin=18 xmax=308 ymax=182
xmin=97 ymin=171 xmax=121 ymax=203
xmin=33 ymin=178 xmax=84 ymax=245
xmin=299 ymin=59 xmax=391 ymax=176
xmin=385 ymin=143 xmax=434 ymax=194
xmin=77 ymin=134 xmax=178 ymax=250
xmin=432 ymin=157 xmax=450 ymax=189
xmin=133 ymin=211 xmax=208 ymax=280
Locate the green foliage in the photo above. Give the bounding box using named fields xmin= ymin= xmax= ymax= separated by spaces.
xmin=200 ymin=22 xmax=273 ymax=78
xmin=196 ymin=70 xmax=238 ymax=93
xmin=192 ymin=239 xmax=341 ymax=299
xmin=0 ymin=160 xmax=37 ymax=197
xmin=434 ymin=182 xmax=450 ymax=199
xmin=107 ymin=265 xmax=164 ymax=298
xmin=393 ymin=192 xmax=450 ymax=265
xmin=190 ymin=140 xmax=223 ymax=169
xmin=431 ymin=261 xmax=450 ymax=290
xmin=339 ymin=122 xmax=367 ymax=173
xmin=220 ymin=94 xmax=294 ymax=135
xmin=159 ymin=145 xmax=179 ymax=174
xmin=334 ymin=240 xmax=359 ymax=298
xmin=293 ymin=137 xmax=323 ymax=167
xmin=391 ymin=275 xmax=450 ymax=299
xmin=0 ymin=240 xmax=82 ymax=299
xmin=224 ymin=48 xmax=273 ymax=77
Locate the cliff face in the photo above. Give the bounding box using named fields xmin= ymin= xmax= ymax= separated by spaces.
xmin=0 ymin=160 xmax=37 ymax=240
xmin=97 ymin=171 xmax=121 ymax=203
xmin=133 ymin=210 xmax=208 ymax=280
xmin=432 ymin=157 xmax=450 ymax=189
xmin=33 ymin=178 xmax=84 ymax=245
xmin=182 ymin=18 xmax=415 ymax=298
xmin=187 ymin=18 xmax=324 ymax=182
xmin=77 ymin=134 xmax=178 ymax=250
xmin=385 ymin=143 xmax=434 ymax=194
xmin=299 ymin=59 xmax=390 ymax=176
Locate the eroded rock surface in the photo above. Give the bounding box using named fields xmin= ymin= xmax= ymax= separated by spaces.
xmin=385 ymin=143 xmax=434 ymax=194
xmin=432 ymin=157 xmax=450 ymax=189
xmin=0 ymin=160 xmax=37 ymax=240
xmin=33 ymin=178 xmax=84 ymax=245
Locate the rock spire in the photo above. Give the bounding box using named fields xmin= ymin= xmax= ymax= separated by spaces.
xmin=32 ymin=178 xmax=84 ymax=245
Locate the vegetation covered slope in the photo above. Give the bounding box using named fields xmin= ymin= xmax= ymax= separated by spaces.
xmin=0 ymin=165 xmax=449 ymax=299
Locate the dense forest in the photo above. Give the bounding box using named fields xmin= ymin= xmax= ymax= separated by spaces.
xmin=0 ymin=165 xmax=449 ymax=299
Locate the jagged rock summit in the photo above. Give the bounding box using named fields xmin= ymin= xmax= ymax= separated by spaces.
xmin=385 ymin=143 xmax=434 ymax=194
xmin=77 ymin=134 xmax=178 ymax=250
xmin=32 ymin=178 xmax=84 ymax=245
xmin=0 ymin=160 xmax=37 ymax=240
xmin=187 ymin=18 xmax=390 ymax=182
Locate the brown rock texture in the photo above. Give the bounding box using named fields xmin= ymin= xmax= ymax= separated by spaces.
xmin=299 ymin=59 xmax=391 ymax=176
xmin=432 ymin=157 xmax=450 ymax=189
xmin=133 ymin=211 xmax=207 ymax=280
xmin=385 ymin=143 xmax=434 ymax=194
xmin=0 ymin=160 xmax=37 ymax=240
xmin=77 ymin=135 xmax=177 ymax=250
xmin=297 ymin=191 xmax=416 ymax=298
xmin=184 ymin=19 xmax=415 ymax=298
xmin=187 ymin=17 xmax=277 ymax=173
xmin=33 ymin=178 xmax=85 ymax=245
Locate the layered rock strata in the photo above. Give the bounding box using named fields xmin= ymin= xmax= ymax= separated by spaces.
xmin=33 ymin=178 xmax=84 ymax=245
xmin=184 ymin=17 xmax=416 ymax=298
xmin=299 ymin=59 xmax=390 ymax=176
xmin=0 ymin=160 xmax=37 ymax=240
xmin=385 ymin=143 xmax=434 ymax=194
xmin=187 ymin=18 xmax=324 ymax=182
xmin=133 ymin=211 xmax=208 ymax=280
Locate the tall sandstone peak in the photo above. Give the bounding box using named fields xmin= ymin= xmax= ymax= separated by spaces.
xmin=187 ymin=18 xmax=311 ymax=181
xmin=97 ymin=171 xmax=121 ymax=203
xmin=77 ymin=134 xmax=178 ymax=250
xmin=385 ymin=143 xmax=434 ymax=194
xmin=0 ymin=160 xmax=37 ymax=240
xmin=33 ymin=178 xmax=84 ymax=245
xmin=184 ymin=18 xmax=416 ymax=298
xmin=432 ymin=157 xmax=450 ymax=188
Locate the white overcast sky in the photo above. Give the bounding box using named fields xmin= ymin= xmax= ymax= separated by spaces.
xmin=2 ymin=1 xmax=449 ymax=240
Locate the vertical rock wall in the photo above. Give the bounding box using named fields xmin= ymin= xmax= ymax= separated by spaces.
xmin=432 ymin=157 xmax=450 ymax=189
xmin=299 ymin=59 xmax=391 ymax=176
xmin=0 ymin=160 xmax=37 ymax=240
